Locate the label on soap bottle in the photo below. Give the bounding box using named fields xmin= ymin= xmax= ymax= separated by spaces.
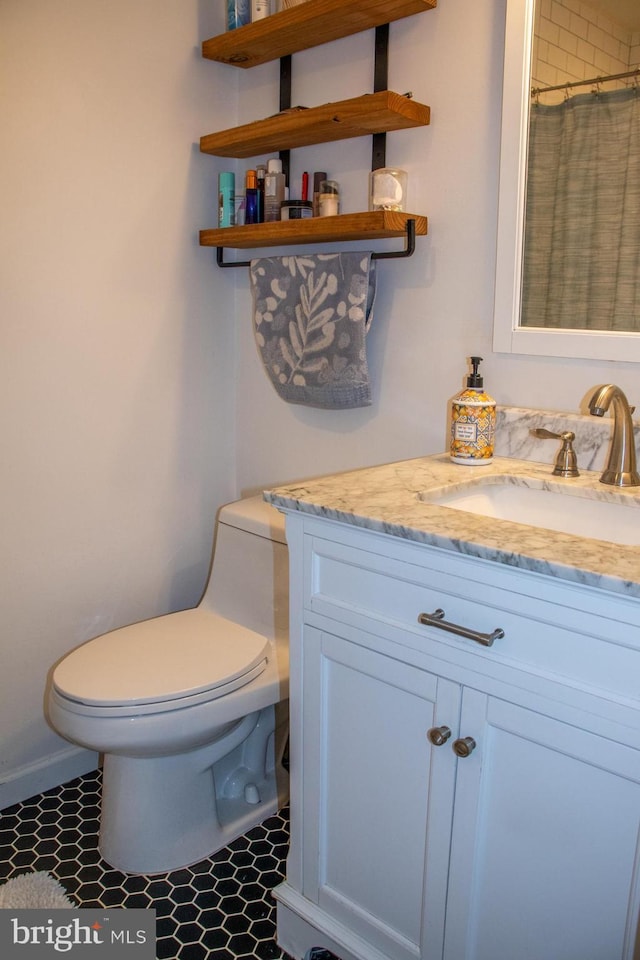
xmin=450 ymin=389 xmax=496 ymax=465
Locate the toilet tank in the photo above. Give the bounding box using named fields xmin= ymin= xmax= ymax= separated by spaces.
xmin=201 ymin=495 xmax=289 ymax=641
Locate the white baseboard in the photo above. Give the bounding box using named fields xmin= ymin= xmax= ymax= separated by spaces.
xmin=0 ymin=746 xmax=99 ymax=811
xmin=274 ymin=882 xmax=391 ymax=960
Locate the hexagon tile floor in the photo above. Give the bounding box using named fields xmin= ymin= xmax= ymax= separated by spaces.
xmin=0 ymin=769 xmax=293 ymax=960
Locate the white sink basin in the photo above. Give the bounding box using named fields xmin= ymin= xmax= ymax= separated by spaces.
xmin=419 ymin=476 xmax=640 ymax=546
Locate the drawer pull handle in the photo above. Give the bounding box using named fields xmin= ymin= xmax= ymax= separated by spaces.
xmin=427 ymin=725 xmax=452 ymax=746
xmin=418 ymin=609 xmax=504 ymax=647
xmin=453 ymin=736 xmax=476 ymax=758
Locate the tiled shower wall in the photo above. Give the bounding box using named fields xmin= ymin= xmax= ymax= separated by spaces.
xmin=533 ymin=0 xmax=640 ymax=103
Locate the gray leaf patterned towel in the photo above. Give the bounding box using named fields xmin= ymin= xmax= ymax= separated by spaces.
xmin=250 ymin=252 xmax=376 ymax=409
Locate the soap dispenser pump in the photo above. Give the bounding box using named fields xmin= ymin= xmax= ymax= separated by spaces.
xmin=450 ymin=356 xmax=496 ymax=465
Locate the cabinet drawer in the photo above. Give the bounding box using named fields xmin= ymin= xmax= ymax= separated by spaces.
xmin=303 ymin=527 xmax=640 ymax=703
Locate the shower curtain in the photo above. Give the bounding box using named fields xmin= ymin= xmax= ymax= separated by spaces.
xmin=522 ymin=86 xmax=640 ymax=331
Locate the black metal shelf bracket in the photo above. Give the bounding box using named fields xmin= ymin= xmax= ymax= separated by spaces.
xmin=217 ymin=247 xmax=251 ymax=269
xmin=371 ymin=217 xmax=415 ymax=260
xmin=215 ymin=218 xmax=416 ymax=268
xmin=372 ymin=23 xmax=389 ymax=171
xmin=215 ymin=23 xmax=418 ymax=269
xmin=278 ymin=55 xmax=292 ymax=185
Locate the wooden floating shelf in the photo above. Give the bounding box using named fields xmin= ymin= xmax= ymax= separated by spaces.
xmin=202 ymin=0 xmax=437 ymax=69
xmin=200 ymin=91 xmax=430 ymax=158
xmin=199 ymin=211 xmax=428 ymax=250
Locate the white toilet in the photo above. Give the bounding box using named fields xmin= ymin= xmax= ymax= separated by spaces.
xmin=46 ymin=495 xmax=289 ymax=875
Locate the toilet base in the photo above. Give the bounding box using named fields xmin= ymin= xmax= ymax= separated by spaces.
xmin=99 ymin=704 xmax=289 ymax=875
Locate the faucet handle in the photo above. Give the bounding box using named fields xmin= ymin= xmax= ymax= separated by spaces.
xmin=533 ymin=428 xmax=566 ymax=441
xmin=532 ymin=428 xmax=580 ymax=478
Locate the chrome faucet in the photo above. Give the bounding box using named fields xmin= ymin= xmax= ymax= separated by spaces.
xmin=588 ymin=384 xmax=640 ymax=487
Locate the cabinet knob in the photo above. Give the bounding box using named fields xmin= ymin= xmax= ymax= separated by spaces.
xmin=453 ymin=737 xmax=476 ymax=758
xmin=427 ymin=725 xmax=452 ymax=746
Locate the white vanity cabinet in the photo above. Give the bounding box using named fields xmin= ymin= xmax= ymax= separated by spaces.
xmin=274 ymin=511 xmax=640 ymax=960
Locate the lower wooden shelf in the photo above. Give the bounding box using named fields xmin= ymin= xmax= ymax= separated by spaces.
xmin=199 ymin=211 xmax=428 ymax=250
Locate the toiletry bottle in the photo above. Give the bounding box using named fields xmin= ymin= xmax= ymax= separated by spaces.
xmin=319 ymin=179 xmax=340 ymax=216
xmin=450 ymin=356 xmax=496 ymax=465
xmin=227 ymin=0 xmax=250 ymax=30
xmin=264 ymin=158 xmax=286 ymax=222
xmin=234 ymin=190 xmax=246 ymax=226
xmin=218 ymin=171 xmax=235 ymax=228
xmin=244 ymin=169 xmax=259 ymax=225
xmin=256 ymin=164 xmax=266 ymax=223
xmin=251 ymin=0 xmax=271 ymax=20
xmin=312 ymin=171 xmax=327 ymax=216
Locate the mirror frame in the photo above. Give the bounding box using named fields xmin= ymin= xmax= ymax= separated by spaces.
xmin=492 ymin=0 xmax=640 ymax=363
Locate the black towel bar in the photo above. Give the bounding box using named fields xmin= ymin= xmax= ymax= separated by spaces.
xmin=215 ymin=218 xmax=416 ymax=268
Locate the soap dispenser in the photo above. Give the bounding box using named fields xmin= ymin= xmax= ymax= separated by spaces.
xmin=450 ymin=356 xmax=496 ymax=465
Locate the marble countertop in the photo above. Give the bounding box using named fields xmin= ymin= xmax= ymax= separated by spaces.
xmin=264 ymin=453 xmax=640 ymax=600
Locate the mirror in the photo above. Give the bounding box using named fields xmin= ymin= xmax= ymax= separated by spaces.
xmin=493 ymin=0 xmax=640 ymax=362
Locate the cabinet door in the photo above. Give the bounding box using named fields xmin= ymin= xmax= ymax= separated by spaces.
xmin=301 ymin=626 xmax=461 ymax=960
xmin=444 ymin=688 xmax=640 ymax=960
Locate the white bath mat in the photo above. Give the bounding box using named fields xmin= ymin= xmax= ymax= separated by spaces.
xmin=0 ymin=871 xmax=75 ymax=909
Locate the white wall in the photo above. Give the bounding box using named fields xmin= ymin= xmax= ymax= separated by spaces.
xmin=2 ymin=0 xmax=638 ymax=808
xmin=234 ymin=0 xmax=639 ymax=493
xmin=0 ymin=0 xmax=238 ymax=806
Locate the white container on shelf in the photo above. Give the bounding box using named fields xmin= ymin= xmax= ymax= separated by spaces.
xmin=369 ymin=167 xmax=408 ymax=212
xmin=251 ymin=0 xmax=271 ymax=20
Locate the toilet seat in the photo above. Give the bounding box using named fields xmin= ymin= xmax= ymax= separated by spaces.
xmin=52 ymin=609 xmax=270 ymax=717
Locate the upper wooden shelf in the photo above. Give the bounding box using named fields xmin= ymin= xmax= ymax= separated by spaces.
xmin=200 ymin=91 xmax=430 ymax=158
xmin=199 ymin=211 xmax=428 ymax=250
xmin=202 ymin=0 xmax=437 ymax=69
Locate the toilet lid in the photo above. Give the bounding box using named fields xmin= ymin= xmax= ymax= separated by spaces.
xmin=53 ymin=609 xmax=270 ymax=708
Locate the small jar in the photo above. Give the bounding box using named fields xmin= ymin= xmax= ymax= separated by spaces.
xmin=280 ymin=200 xmax=313 ymax=220
xmin=369 ymin=167 xmax=408 ymax=212
xmin=319 ymin=180 xmax=340 ymax=217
